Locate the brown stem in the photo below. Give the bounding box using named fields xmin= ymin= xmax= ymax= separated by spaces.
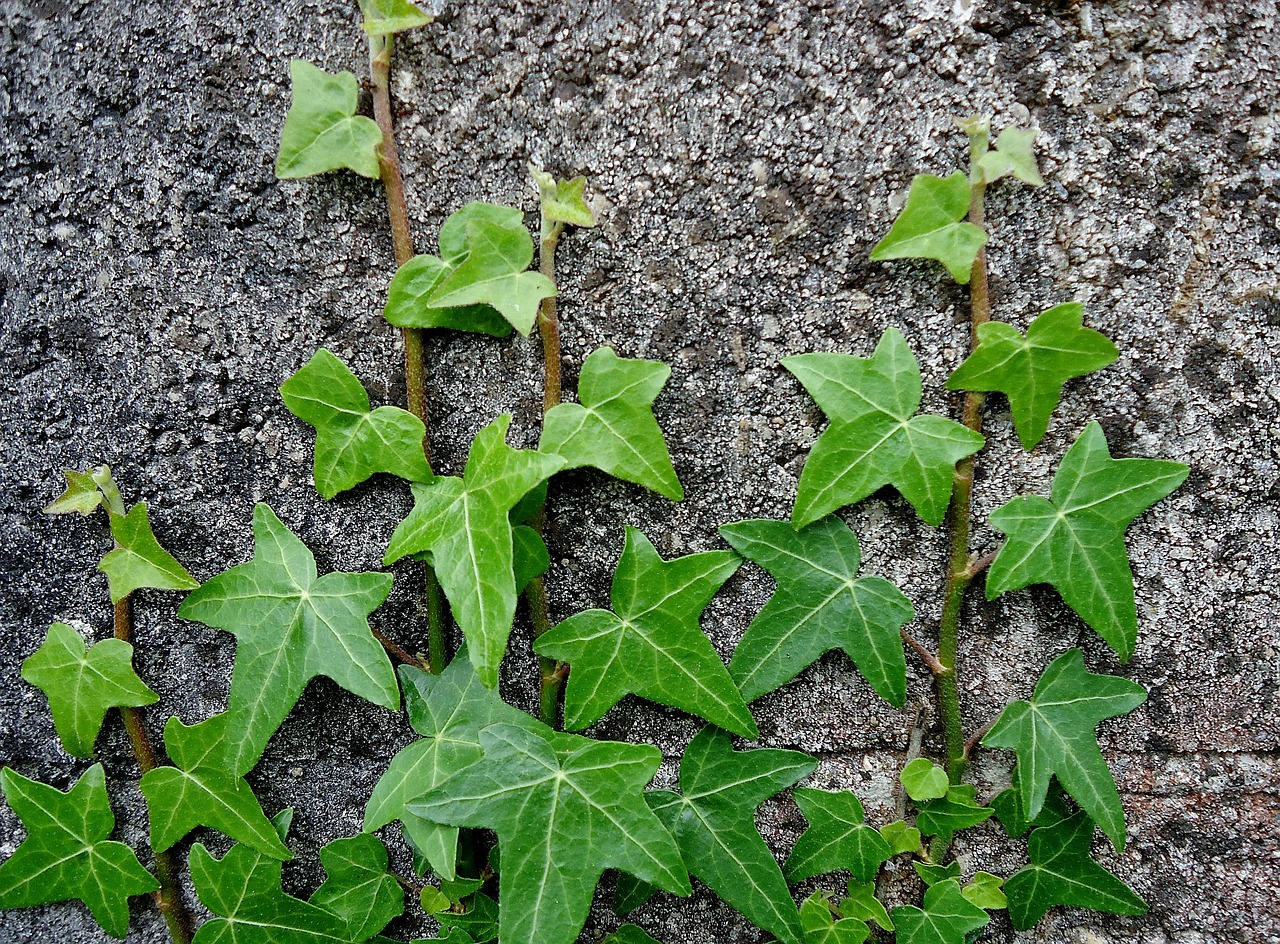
xmin=901 ymin=629 xmax=946 ymax=677
xmin=963 ymin=717 xmax=997 ymax=760
xmin=372 ymin=626 xmax=424 ymax=669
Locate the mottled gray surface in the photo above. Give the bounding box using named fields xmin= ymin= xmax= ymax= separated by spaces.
xmin=1 ymin=0 xmax=1277 ymax=941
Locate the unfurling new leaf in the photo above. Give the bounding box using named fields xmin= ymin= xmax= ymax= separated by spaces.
xmin=531 ymin=167 xmax=597 ymax=228
xmin=275 ymin=60 xmax=382 ymax=180
xmin=359 ymin=0 xmax=432 ymax=35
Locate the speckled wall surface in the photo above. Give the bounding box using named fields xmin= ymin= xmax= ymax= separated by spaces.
xmin=1 ymin=1 xmax=1277 ymax=941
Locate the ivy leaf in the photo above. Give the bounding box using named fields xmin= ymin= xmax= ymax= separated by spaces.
xmin=360 ymin=0 xmax=432 ymax=35
xmin=384 ymin=258 xmax=513 ymax=338
xmin=976 ymin=127 xmax=1043 ymax=187
xmin=986 ymin=422 xmax=1188 ymax=658
xmin=914 ymin=785 xmax=993 ymax=842
xmin=785 ymin=329 xmax=984 ymax=527
xmin=720 ymin=517 xmax=914 ymax=705
xmin=44 ymin=469 xmax=105 ymax=515
xmin=890 ymin=879 xmax=989 ymax=944
xmin=20 ymin=622 xmax=157 ymax=758
xmin=540 ymin=347 xmax=684 ymax=500
xmin=784 ymin=788 xmax=893 ymax=884
xmin=99 ymin=503 xmax=200 ymax=603
xmin=310 ymin=835 xmax=404 ymax=941
xmin=913 ymin=861 xmax=961 ymax=886
xmin=426 ymin=220 xmax=556 ymax=336
xmin=900 ymin=759 xmax=949 ymax=802
xmin=602 ymin=926 xmax=663 ymax=944
xmin=534 ymin=527 xmax=754 ymax=737
xmin=869 ymin=172 xmax=987 ymax=284
xmin=275 ymin=60 xmax=382 ymax=180
xmin=281 ymin=349 xmax=433 ymax=499
xmin=646 ymin=727 xmax=816 ymax=944
xmin=878 ymin=820 xmax=921 ymax=856
xmin=982 ymin=649 xmax=1146 ymax=850
xmin=530 ymin=167 xmax=597 ymax=228
xmin=178 ymin=503 xmax=398 ymax=775
xmin=961 ymin=872 xmax=1007 ymax=911
xmin=512 ymin=525 xmax=550 ymax=593
xmin=989 ymin=771 xmax=1072 ymax=839
xmin=411 ymin=723 xmax=691 ymax=944
xmin=1005 ymin=812 xmax=1146 ymax=930
xmin=385 ymin=416 xmax=565 ymax=687
xmin=946 ymin=303 xmax=1118 ymax=449
xmin=140 ymin=715 xmax=292 ymax=859
xmin=0 ymin=765 xmax=158 ymax=938
xmin=799 ymin=892 xmax=870 ymax=943
xmin=435 ymin=891 xmax=499 ymax=941
xmin=839 ymin=882 xmax=893 ymax=931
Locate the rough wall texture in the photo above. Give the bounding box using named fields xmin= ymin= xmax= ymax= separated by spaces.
xmin=1 ymin=0 xmax=1277 ymax=941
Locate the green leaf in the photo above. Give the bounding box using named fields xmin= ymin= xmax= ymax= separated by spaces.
xmin=989 ymin=771 xmax=1072 ymax=839
xmin=646 ymin=727 xmax=816 ymax=944
xmin=280 ymin=348 xmax=433 ymax=498
xmin=534 ymin=528 xmax=754 ymax=737
xmin=1005 ymin=812 xmax=1146 ymax=930
xmin=364 ymin=656 xmax=540 ymax=881
xmin=838 ymin=882 xmax=892 ymax=931
xmin=0 ymin=765 xmax=158 ymax=938
xmin=20 ymin=622 xmax=157 ymax=758
xmin=99 ymin=503 xmax=200 ymax=603
xmin=426 ymin=221 xmax=555 ymax=336
xmin=961 ymin=872 xmax=1007 ymax=911
xmin=602 ymin=925 xmax=663 ymax=944
xmin=900 ymin=759 xmax=949 ymax=802
xmin=869 ymin=172 xmax=987 ymax=284
xmin=878 ymin=820 xmax=921 ymax=855
xmin=985 ymin=422 xmax=1188 ymax=658
xmin=531 ymin=167 xmax=597 ymax=228
xmin=982 ymin=649 xmax=1146 ymax=850
xmin=436 ymin=892 xmax=499 ymax=942
xmin=411 ymin=723 xmax=690 ymax=944
xmin=439 ymin=876 xmax=484 ymax=903
xmin=540 ymin=347 xmax=683 ymax=500
xmin=913 ymin=861 xmax=961 ymax=886
xmin=178 ymin=503 xmax=398 ymax=775
xmin=140 ymin=715 xmax=292 ymax=859
xmin=914 ymin=785 xmax=993 ymax=842
xmin=44 ymin=469 xmax=105 ymax=515
xmin=890 ymin=879 xmax=989 ymax=944
xmin=385 ymin=416 xmax=565 ymax=687
xmin=512 ymin=525 xmax=550 ymax=594
xmin=275 ymin=60 xmax=382 ymax=180
xmin=360 ymin=0 xmax=432 ymax=35
xmin=976 ymin=127 xmax=1044 ymax=187
xmin=419 ymin=886 xmax=451 ymax=914
xmin=784 ymin=788 xmax=893 ymax=884
xmin=384 ymin=256 xmax=514 ymax=338
xmin=799 ymin=892 xmax=870 ymax=944
xmin=719 ymin=516 xmax=914 ymax=705
xmin=946 ymin=303 xmax=1117 ymax=449
xmin=785 ymin=329 xmax=984 ymax=527
xmin=310 ymin=835 xmax=404 ymax=941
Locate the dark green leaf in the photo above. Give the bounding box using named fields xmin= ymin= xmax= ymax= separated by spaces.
xmin=512 ymin=525 xmax=550 ymax=594
xmin=915 ymin=785 xmax=992 ymax=842
xmin=21 ymin=622 xmax=157 ymax=758
xmin=785 ymin=788 xmax=893 ymax=884
xmin=838 ymin=882 xmax=892 ymax=931
xmin=982 ymin=649 xmax=1146 ymax=850
xmin=986 ymin=422 xmax=1188 ymax=659
xmin=799 ymin=892 xmax=870 ymax=943
xmin=720 ymin=517 xmax=914 ymax=705
xmin=900 ymin=759 xmax=949 ymax=802
xmin=280 ymin=349 xmax=433 ymax=498
xmin=960 ymin=872 xmax=1007 ymax=910
xmin=602 ymin=925 xmax=663 ymax=944
xmin=435 ymin=891 xmax=499 ymax=942
xmin=785 ymin=329 xmax=984 ymax=527
xmin=360 ymin=0 xmax=432 ymax=35
xmin=913 ymin=861 xmax=961 ymax=886
xmin=890 ymin=879 xmax=989 ymax=944
xmin=99 ymin=503 xmax=200 ymax=603
xmin=275 ymin=60 xmax=382 ymax=180
xmin=534 ymin=528 xmax=754 ymax=736
xmin=310 ymin=835 xmax=404 ymax=941
xmin=989 ymin=771 xmax=1072 ymax=839
xmin=439 ymin=876 xmax=484 ymax=903
xmin=869 ymin=173 xmax=986 ymax=284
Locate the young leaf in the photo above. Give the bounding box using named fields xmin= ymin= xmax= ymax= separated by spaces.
xmin=976 ymin=127 xmax=1044 ymax=187
xmin=785 ymin=329 xmax=984 ymax=527
xmin=784 ymin=788 xmax=893 ymax=884
xmin=985 ymin=422 xmax=1188 ymax=658
xmin=960 ymin=872 xmax=1007 ymax=910
xmin=914 ymin=784 xmax=993 ymax=842
xmin=946 ymin=303 xmax=1118 ymax=449
xmin=534 ymin=527 xmax=755 ymax=737
xmin=799 ymin=892 xmax=870 ymax=944
xmin=100 ymin=503 xmax=200 ymax=603
xmin=411 ymin=723 xmax=690 ymax=944
xmin=1004 ymin=812 xmax=1146 ymax=930
xmin=878 ymin=820 xmax=921 ymax=855
xmin=720 ymin=517 xmax=914 ymax=705
xmin=989 ymin=770 xmax=1072 ymax=839
xmin=385 ymin=416 xmax=565 ymax=688
xmin=178 ymin=503 xmax=398 ymax=775
xmin=20 ymin=622 xmax=158 ymax=758
xmin=426 ymin=220 xmax=556 ymax=335
xmin=531 ymin=167 xmax=597 ymax=228
xmin=385 ymin=254 xmax=515 ymax=337
xmin=602 ymin=925 xmax=663 ymax=944
xmin=645 ymin=727 xmax=817 ymax=944
xmin=275 ymin=60 xmax=382 ymax=180
xmin=310 ymin=835 xmax=404 ymax=941
xmin=44 ymin=468 xmax=105 ymax=515
xmin=0 ymin=765 xmax=158 ymax=938
xmin=912 ymin=861 xmax=960 ymax=886
xmin=540 ymin=347 xmax=684 ymax=500
xmin=839 ymin=882 xmax=893 ymax=931
xmin=869 ymin=172 xmax=987 ymax=284
xmin=982 ymin=649 xmax=1146 ymax=850
xmin=889 ymin=879 xmax=989 ymax=944
xmin=360 ymin=0 xmax=432 ymax=35
xmin=140 ymin=715 xmax=292 ymax=859
xmin=435 ymin=891 xmax=499 ymax=941
xmin=281 ymin=349 xmax=433 ymax=498
xmin=900 ymin=759 xmax=949 ymax=802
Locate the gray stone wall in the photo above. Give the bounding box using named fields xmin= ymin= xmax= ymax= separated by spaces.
xmin=1 ymin=0 xmax=1276 ymax=941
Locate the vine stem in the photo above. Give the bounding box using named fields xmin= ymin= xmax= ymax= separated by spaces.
xmin=369 ymin=31 xmax=449 ymax=675
xmin=114 ymin=596 xmax=194 ymax=944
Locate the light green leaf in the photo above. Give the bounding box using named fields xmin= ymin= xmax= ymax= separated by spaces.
xmin=890 ymin=879 xmax=989 ymax=944
xmin=982 ymin=649 xmax=1146 ymax=850
xmin=870 ymin=172 xmax=987 ymax=284
xmin=786 ymin=329 xmax=984 ymax=527
xmin=900 ymin=759 xmax=949 ymax=802
xmin=44 ymin=469 xmax=105 ymax=515
xmin=360 ymin=0 xmax=432 ymax=35
xmin=0 ymin=765 xmax=158 ymax=938
xmin=426 ymin=221 xmax=555 ymax=335
xmin=411 ymin=723 xmax=690 ymax=944
xmin=785 ymin=788 xmax=893 ymax=884
xmin=275 ymin=60 xmax=382 ymax=180
xmin=178 ymin=503 xmax=398 ymax=776
xmin=913 ymin=861 xmax=961 ymax=887
xmin=986 ymin=422 xmax=1188 ymax=658
xmin=439 ymin=876 xmax=484 ymax=903
xmin=310 ymin=835 xmax=404 ymax=940
xmin=914 ymin=784 xmax=992 ymax=842
xmin=602 ymin=925 xmax=663 ymax=944
xmin=281 ymin=348 xmax=433 ymax=498
xmin=540 ymin=347 xmax=684 ymax=499
xmin=977 ymin=127 xmax=1044 ymax=187
xmin=961 ymin=872 xmax=1007 ymax=910
xmin=646 ymin=727 xmax=816 ymax=944
xmin=385 ymin=416 xmax=565 ymax=687
xmin=531 ymin=167 xmax=597 ymax=228
xmin=799 ymin=892 xmax=870 ymax=943
xmin=1005 ymin=812 xmax=1145 ymax=930
xmin=535 ymin=528 xmax=754 ymax=737
xmin=99 ymin=503 xmax=200 ymax=603
xmin=839 ymin=882 xmax=893 ymax=931
xmin=947 ymin=303 xmax=1117 ymax=449
xmin=140 ymin=715 xmax=291 ymax=859
xmin=720 ymin=517 xmax=914 ymax=705
xmin=20 ymin=622 xmax=157 ymax=758
xmin=384 ymin=256 xmax=514 ymax=338
xmin=878 ymin=820 xmax=921 ymax=856
xmin=419 ymin=886 xmax=450 ymax=914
